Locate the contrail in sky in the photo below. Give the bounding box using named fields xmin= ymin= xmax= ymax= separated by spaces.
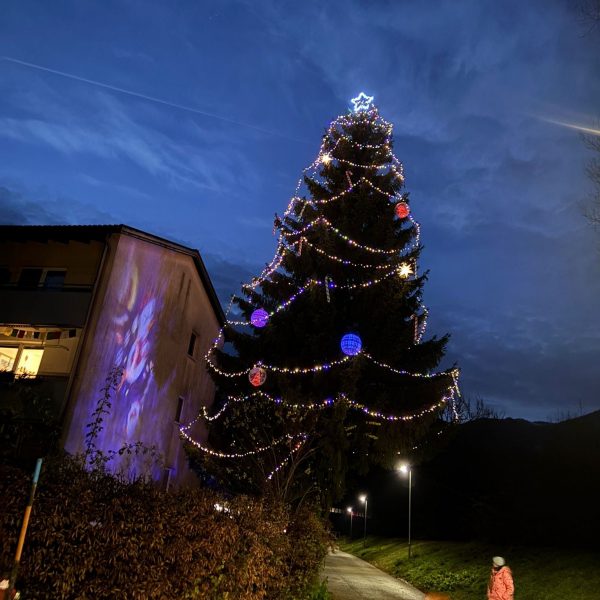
xmin=1 ymin=56 xmax=311 ymax=144
xmin=540 ymin=117 xmax=600 ymax=136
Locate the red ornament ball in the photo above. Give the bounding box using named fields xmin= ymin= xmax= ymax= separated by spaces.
xmin=395 ymin=202 xmax=410 ymax=219
xmin=249 ymin=366 xmax=267 ymax=387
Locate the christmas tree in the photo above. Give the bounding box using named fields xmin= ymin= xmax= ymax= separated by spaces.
xmin=183 ymin=94 xmax=459 ymax=505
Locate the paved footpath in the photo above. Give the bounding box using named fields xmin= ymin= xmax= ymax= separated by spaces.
xmin=322 ymin=550 xmax=425 ymax=600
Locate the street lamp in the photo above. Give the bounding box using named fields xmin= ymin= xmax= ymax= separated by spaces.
xmin=359 ymin=494 xmax=368 ymax=547
xmin=346 ymin=506 xmax=353 ymax=538
xmin=398 ymin=464 xmax=412 ymax=558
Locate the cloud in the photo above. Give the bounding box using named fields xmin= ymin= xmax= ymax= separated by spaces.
xmin=201 ymin=252 xmax=260 ymax=306
xmin=431 ymin=303 xmax=600 ymax=421
xmin=0 ymin=73 xmax=263 ymax=196
xmin=0 ymin=184 xmax=116 ymax=225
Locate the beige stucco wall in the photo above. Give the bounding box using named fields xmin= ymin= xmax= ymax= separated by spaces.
xmin=0 ymin=238 xmax=105 ymax=286
xmin=63 ymin=232 xmax=220 ymax=488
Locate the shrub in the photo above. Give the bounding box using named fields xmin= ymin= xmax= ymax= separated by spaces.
xmin=0 ymin=456 xmax=330 ymax=599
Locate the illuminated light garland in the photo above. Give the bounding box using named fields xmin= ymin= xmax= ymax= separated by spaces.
xmin=282 ymin=237 xmax=401 ymax=269
xmin=242 ymin=245 xmax=286 ymax=291
xmin=266 ymin=435 xmax=307 ymax=480
xmin=287 ymin=176 xmax=398 ymax=210
xmin=324 ymin=154 xmax=400 ymax=172
xmin=180 ymin=428 xmax=304 ymax=458
xmin=226 ymin=264 xmax=409 ymax=327
xmin=282 ymin=215 xmax=419 ymax=256
xmin=267 ymin=216 xmax=421 ymax=289
xmin=206 ymin=337 xmax=456 ymax=382
xmin=282 ymin=111 xmax=401 ymax=219
xmin=226 ymin=284 xmax=311 ymax=326
xmin=206 ymin=352 xmax=354 ymax=378
xmin=418 ymin=315 xmax=428 ymax=342
xmin=306 ymin=177 xmax=405 ymax=206
xmin=362 ymin=352 xmax=460 ymax=380
xmin=190 ymin=374 xmax=459 ymax=431
xmin=335 ymin=132 xmax=389 ymax=149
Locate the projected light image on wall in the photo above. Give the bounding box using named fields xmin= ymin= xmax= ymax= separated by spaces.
xmin=66 ymin=235 xmax=185 ymax=480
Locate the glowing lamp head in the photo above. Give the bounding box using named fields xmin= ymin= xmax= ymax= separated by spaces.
xmin=347 ymin=506 xmax=353 ymax=514
xmin=248 ymin=366 xmax=267 ymax=387
xmin=341 ymin=333 xmax=362 ymax=356
xmin=359 ymin=494 xmax=367 ymax=503
xmin=250 ymin=308 xmax=269 ymax=328
xmin=395 ymin=201 xmax=410 ymax=219
xmin=398 ymin=464 xmax=410 ymax=474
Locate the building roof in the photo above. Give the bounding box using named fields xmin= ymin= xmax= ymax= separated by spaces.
xmin=0 ymin=224 xmax=225 ymax=325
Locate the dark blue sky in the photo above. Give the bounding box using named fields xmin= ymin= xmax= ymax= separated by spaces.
xmin=1 ymin=0 xmax=599 ymax=420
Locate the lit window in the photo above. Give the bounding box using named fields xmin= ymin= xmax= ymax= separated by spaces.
xmin=15 ymin=348 xmax=44 ymax=377
xmin=0 ymin=347 xmax=18 ymax=371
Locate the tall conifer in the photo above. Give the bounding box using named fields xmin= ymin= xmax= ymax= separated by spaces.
xmin=185 ymin=95 xmax=459 ymax=505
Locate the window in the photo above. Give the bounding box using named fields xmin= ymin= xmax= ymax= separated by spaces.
xmin=187 ymin=332 xmax=197 ymax=357
xmin=175 ymin=396 xmax=184 ymax=423
xmin=18 ymin=268 xmax=43 ymax=289
xmin=15 ymin=348 xmax=44 ymax=377
xmin=0 ymin=347 xmax=18 ymax=371
xmin=43 ymin=270 xmax=66 ymax=289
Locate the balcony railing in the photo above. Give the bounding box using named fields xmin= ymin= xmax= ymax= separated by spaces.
xmin=0 ymin=284 xmax=94 ymax=327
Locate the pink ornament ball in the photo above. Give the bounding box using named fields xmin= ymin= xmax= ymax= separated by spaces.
xmin=249 ymin=366 xmax=267 ymax=387
xmin=395 ymin=202 xmax=410 ymax=219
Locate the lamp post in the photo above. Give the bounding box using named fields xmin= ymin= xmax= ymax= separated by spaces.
xmin=347 ymin=506 xmax=353 ymax=538
xmin=359 ymin=494 xmax=368 ymax=547
xmin=399 ymin=464 xmax=412 ymax=558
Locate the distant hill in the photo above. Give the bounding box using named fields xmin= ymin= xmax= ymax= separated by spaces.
xmin=345 ymin=411 xmax=600 ymax=545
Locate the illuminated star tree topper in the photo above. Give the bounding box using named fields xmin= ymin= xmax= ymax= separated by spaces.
xmin=351 ymin=91 xmax=374 ymax=112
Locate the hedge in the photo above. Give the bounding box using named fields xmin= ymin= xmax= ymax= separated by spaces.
xmin=0 ymin=456 xmax=330 ymax=599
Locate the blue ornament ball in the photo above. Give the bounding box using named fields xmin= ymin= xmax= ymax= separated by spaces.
xmin=251 ymin=308 xmax=269 ymax=328
xmin=341 ymin=333 xmax=362 ymax=356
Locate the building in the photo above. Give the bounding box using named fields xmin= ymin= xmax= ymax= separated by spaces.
xmin=0 ymin=224 xmax=224 ymax=488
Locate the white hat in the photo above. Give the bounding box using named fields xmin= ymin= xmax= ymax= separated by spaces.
xmin=493 ymin=556 xmax=506 ymax=567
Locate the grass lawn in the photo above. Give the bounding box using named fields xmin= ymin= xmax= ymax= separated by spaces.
xmin=339 ymin=537 xmax=600 ymax=600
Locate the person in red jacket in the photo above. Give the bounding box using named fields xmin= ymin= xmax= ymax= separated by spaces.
xmin=487 ymin=556 xmax=514 ymax=600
